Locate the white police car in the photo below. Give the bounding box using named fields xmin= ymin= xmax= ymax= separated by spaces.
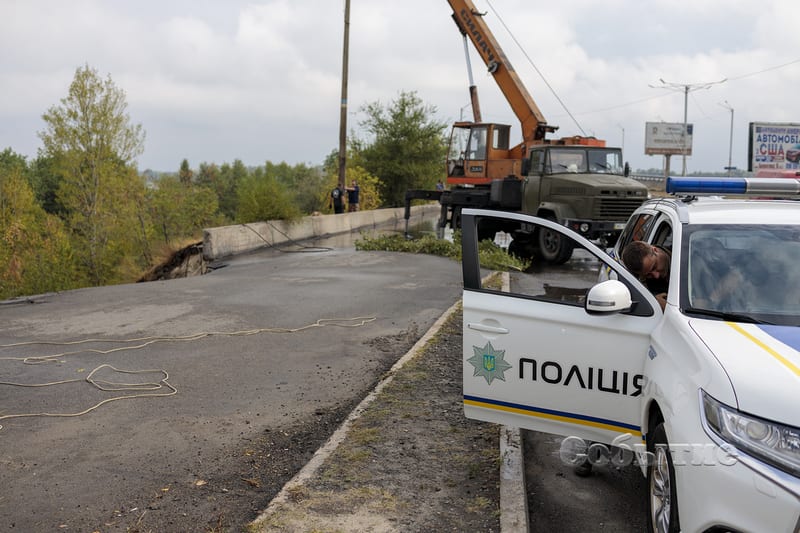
xmin=460 ymin=176 xmax=800 ymax=533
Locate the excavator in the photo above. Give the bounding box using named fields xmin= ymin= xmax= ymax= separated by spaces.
xmin=405 ymin=0 xmax=647 ymax=263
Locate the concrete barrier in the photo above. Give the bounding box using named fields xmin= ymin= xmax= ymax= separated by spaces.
xmin=203 ymin=204 xmax=441 ymax=261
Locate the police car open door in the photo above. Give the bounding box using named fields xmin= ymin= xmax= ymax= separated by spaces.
xmin=461 ymin=209 xmax=662 ymax=445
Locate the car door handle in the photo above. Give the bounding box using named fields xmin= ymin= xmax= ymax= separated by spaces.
xmin=466 ymin=323 xmax=509 ymax=334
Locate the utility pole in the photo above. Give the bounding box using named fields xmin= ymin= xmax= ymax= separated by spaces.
xmin=338 ymin=0 xmax=351 ymax=188
xmin=719 ymin=101 xmax=734 ymax=177
xmin=651 ymin=77 xmax=726 ymax=176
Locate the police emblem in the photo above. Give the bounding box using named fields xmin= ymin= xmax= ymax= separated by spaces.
xmin=467 ymin=341 xmax=512 ymax=385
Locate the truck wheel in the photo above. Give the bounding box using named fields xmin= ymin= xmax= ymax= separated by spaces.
xmin=508 ymin=238 xmax=532 ymax=259
xmin=647 ymin=423 xmax=680 ymax=533
xmin=537 ymin=218 xmax=573 ymax=264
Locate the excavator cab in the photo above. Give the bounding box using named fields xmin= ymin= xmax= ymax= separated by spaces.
xmin=446 ymin=122 xmax=519 ymax=185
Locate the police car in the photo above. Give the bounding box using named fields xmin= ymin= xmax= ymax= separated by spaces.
xmin=460 ymin=176 xmax=800 ymax=533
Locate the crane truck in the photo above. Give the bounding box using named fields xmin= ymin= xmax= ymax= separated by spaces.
xmin=405 ymin=0 xmax=648 ymax=263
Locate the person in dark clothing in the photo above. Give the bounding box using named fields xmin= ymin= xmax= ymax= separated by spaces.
xmin=621 ymin=240 xmax=671 ymax=310
xmin=346 ymin=180 xmax=360 ymax=212
xmin=330 ymin=183 xmax=344 ymax=214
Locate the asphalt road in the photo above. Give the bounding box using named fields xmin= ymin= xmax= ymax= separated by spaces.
xmin=1 ymin=233 xmax=648 ymax=531
xmin=0 ymin=234 xmax=463 ymax=531
xmin=524 ymin=430 xmax=648 ymax=531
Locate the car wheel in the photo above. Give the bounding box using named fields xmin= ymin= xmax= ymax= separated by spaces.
xmin=537 ymin=217 xmax=574 ymax=264
xmin=647 ymin=422 xmax=680 ymax=533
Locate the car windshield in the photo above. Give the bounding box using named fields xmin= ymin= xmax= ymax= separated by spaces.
xmin=546 ymin=148 xmax=624 ymax=175
xmin=683 ymin=225 xmax=800 ymax=326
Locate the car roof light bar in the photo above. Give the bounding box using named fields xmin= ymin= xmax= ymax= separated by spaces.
xmin=666 ymin=176 xmax=800 ymax=195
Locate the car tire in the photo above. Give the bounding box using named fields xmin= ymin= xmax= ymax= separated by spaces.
xmin=537 ymin=217 xmax=574 ymax=264
xmin=647 ymin=422 xmax=680 ymax=533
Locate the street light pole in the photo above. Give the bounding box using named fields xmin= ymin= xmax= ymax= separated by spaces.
xmin=681 ymin=85 xmax=688 ymax=176
xmin=651 ymin=77 xmax=727 ymax=176
xmin=719 ymin=101 xmax=734 ymax=177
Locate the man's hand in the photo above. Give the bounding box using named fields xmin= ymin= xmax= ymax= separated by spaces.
xmin=655 ymin=292 xmax=667 ymax=311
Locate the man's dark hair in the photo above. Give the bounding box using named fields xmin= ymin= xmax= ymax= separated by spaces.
xmin=621 ymin=241 xmax=652 ymax=277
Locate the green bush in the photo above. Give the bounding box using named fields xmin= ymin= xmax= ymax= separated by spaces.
xmin=355 ymin=232 xmax=529 ymax=272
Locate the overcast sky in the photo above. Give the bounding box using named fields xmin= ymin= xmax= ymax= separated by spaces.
xmin=1 ymin=0 xmax=798 ymax=174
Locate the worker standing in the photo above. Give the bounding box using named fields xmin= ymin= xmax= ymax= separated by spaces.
xmin=330 ymin=183 xmax=344 ymax=214
xmin=346 ymin=180 xmax=360 ymax=212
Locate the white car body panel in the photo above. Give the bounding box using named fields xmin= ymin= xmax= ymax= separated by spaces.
xmin=463 ymin=289 xmax=656 ymax=443
xmin=690 ymin=320 xmax=800 ymax=427
xmin=460 ymin=199 xmax=800 ymax=532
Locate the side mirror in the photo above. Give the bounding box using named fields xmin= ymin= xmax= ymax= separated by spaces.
xmin=585 ymin=280 xmax=632 ymax=314
xmin=624 ymin=162 xmax=631 ymax=177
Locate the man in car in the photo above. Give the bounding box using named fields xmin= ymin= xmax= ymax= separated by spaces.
xmin=621 ymin=240 xmax=671 ymax=310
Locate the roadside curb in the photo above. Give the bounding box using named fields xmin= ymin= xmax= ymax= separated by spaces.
xmin=251 ymin=298 xmax=461 ymax=527
xmin=251 ymin=281 xmax=529 ymax=532
xmin=499 ymin=271 xmax=530 ymax=533
xmin=501 ymin=426 xmax=529 ymax=532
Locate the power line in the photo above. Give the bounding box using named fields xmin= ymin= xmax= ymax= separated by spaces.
xmin=561 ymin=57 xmax=799 ymax=118
xmin=726 ymin=57 xmax=800 ymax=81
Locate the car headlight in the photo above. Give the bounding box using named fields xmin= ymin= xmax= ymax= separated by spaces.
xmin=702 ymin=391 xmax=800 ymax=476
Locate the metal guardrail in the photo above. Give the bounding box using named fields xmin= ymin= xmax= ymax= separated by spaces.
xmin=631 ymin=174 xmax=665 ymax=184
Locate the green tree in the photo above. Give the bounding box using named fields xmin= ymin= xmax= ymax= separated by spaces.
xmin=235 ymin=164 xmax=301 ymax=223
xmin=0 ymin=150 xmax=76 ymax=298
xmin=38 ymin=64 xmax=146 ymax=286
xmin=354 ymin=91 xmax=448 ymax=207
xmin=149 ymin=175 xmax=222 ymax=245
xmin=258 ymin=161 xmax=327 ymax=215
xmin=27 ymin=154 xmax=63 ymax=215
xmin=217 ymin=159 xmax=247 ymax=221
xmin=179 ymin=158 xmax=193 ymax=186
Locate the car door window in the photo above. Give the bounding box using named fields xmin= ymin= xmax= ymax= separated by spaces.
xmin=617 ymin=213 xmax=656 ymax=254
xmin=652 ymin=220 xmax=673 ymax=251
xmin=469 ymin=214 xmax=656 ymax=317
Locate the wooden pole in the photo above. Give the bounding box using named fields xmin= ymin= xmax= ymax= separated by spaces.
xmin=338 ymin=0 xmax=351 ymax=188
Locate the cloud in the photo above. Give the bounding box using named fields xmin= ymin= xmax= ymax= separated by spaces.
xmin=0 ymin=0 xmax=798 ymax=174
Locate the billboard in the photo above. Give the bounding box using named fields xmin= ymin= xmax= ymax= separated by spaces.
xmin=747 ymin=122 xmax=800 ymax=172
xmin=644 ymin=122 xmax=693 ymax=156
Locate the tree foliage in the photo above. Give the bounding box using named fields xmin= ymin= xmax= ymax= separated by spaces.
xmin=0 ymin=149 xmax=76 ymax=299
xmin=321 ymin=150 xmax=382 ymax=213
xmin=38 ymin=64 xmax=147 ymax=286
xmin=235 ymin=164 xmax=301 ymax=223
xmin=149 ymin=175 xmax=223 ymax=245
xmin=216 ymin=159 xmax=247 ymax=220
xmin=179 ymin=158 xmax=193 ymax=186
xmin=354 ymin=91 xmax=448 ymax=207
xmin=265 ymin=161 xmax=326 ymax=215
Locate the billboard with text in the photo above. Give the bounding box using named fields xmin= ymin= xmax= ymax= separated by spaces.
xmin=747 ymin=122 xmax=800 ymax=172
xmin=644 ymin=122 xmax=693 ymax=156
